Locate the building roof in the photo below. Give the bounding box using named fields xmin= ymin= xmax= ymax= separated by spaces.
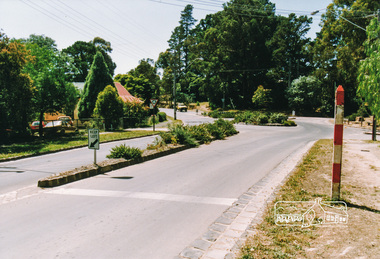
xmin=114 ymin=82 xmax=143 ymax=103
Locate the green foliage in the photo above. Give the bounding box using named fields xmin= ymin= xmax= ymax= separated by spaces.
xmin=286 ymin=76 xmax=322 ymax=113
xmin=63 ymin=37 xmax=116 ymax=81
xmin=214 ymin=118 xmax=239 ymax=137
xmin=123 ymin=101 xmax=150 ymax=127
xmin=78 ymin=51 xmax=114 ymax=118
xmin=106 ymin=144 xmax=142 ymax=160
xmin=114 ymin=74 xmax=155 ymax=106
xmin=157 ymin=112 xmax=167 ymax=122
xmin=168 ymin=123 xmax=199 ymax=147
xmin=357 ymin=18 xmax=380 ymax=119
xmin=234 ymin=111 xmax=293 ymax=126
xmin=283 ymin=120 xmax=297 ymax=126
xmin=257 ymin=113 xmax=269 ymax=124
xmin=269 ymin=113 xmax=288 ymax=124
xmin=23 ymin=34 xmax=78 ymax=136
xmin=0 ymin=32 xmax=33 ymax=140
xmin=93 ymin=85 xmax=124 ymax=130
xmin=208 ymin=110 xmax=238 ymax=118
xmin=312 ymin=1 xmax=380 ymax=115
xmin=252 ymin=85 xmax=272 ymax=109
xmin=151 ymin=119 xmax=238 ymax=149
xmin=187 ymin=124 xmax=213 ymax=144
xmin=159 ymin=131 xmax=177 ymax=145
xmin=205 ymin=123 xmax=225 ymax=140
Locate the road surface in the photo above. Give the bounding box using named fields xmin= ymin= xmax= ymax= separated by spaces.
xmin=0 ymin=116 xmax=371 ymax=258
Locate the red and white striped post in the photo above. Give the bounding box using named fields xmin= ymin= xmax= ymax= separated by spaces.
xmin=332 ymin=85 xmax=344 ymax=200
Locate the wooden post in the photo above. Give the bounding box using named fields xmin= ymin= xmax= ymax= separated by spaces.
xmin=332 ymin=85 xmax=344 ymax=200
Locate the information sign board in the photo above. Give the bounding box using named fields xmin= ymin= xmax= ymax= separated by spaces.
xmin=88 ymin=128 xmax=100 ymax=150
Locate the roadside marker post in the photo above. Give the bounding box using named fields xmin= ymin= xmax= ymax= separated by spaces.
xmin=332 ymin=85 xmax=344 ymax=200
xmin=88 ymin=128 xmax=100 ymax=165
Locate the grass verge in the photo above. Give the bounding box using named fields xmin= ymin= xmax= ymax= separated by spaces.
xmin=0 ymin=131 xmax=157 ymax=160
xmin=239 ymin=138 xmax=380 ymax=258
xmin=239 ymin=139 xmax=332 ymax=258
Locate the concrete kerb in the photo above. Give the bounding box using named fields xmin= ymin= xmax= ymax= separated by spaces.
xmin=37 ymin=144 xmax=190 ymax=188
xmin=178 ymin=141 xmax=316 ymax=259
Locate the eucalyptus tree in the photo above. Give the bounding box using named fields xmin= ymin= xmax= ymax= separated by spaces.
xmin=312 ymin=0 xmax=380 ymax=115
xmin=268 ymin=13 xmax=312 ymax=109
xmin=357 ymin=18 xmax=380 ymax=119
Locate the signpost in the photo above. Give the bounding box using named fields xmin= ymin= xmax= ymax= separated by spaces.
xmin=88 ymin=128 xmax=99 ymax=164
xmin=150 ymin=99 xmax=158 ymax=132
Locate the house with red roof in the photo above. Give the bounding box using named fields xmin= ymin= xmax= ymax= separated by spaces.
xmin=114 ymin=82 xmax=142 ymax=103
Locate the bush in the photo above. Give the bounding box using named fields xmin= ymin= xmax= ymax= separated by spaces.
xmin=157 ymin=112 xmax=167 ymax=122
xmin=188 ymin=124 xmax=213 ymax=144
xmin=168 ymin=124 xmax=198 ymax=147
xmin=283 ymin=120 xmax=297 ymax=126
xmin=214 ymin=118 xmax=239 ymax=136
xmin=159 ymin=131 xmax=177 ymax=144
xmin=206 ymin=123 xmax=225 ymax=140
xmin=257 ymin=114 xmax=269 ymax=124
xmin=269 ymin=113 xmax=288 ymax=124
xmin=106 ymin=144 xmax=142 ymax=159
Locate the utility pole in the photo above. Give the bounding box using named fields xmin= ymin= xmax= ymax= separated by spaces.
xmin=173 ymin=70 xmax=177 ymax=121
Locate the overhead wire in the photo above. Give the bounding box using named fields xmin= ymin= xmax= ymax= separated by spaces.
xmin=58 ymin=0 xmax=151 ymax=59
xmin=19 ymin=0 xmax=155 ymax=60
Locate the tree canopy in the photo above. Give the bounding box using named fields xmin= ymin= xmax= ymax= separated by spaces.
xmin=63 ymin=37 xmax=116 ymax=82
xmin=0 ymin=32 xmax=33 ymax=139
xmin=357 ymin=17 xmax=380 ymax=118
xmin=94 ymin=85 xmax=124 ymax=129
xmin=78 ymin=51 xmax=114 ymax=119
xmin=22 ymin=34 xmax=78 ymax=135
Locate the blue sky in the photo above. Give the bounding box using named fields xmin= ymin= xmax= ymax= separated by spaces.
xmin=0 ymin=0 xmax=332 ymax=75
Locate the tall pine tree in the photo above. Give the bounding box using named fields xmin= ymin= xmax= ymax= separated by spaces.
xmin=78 ymin=51 xmax=114 ymax=118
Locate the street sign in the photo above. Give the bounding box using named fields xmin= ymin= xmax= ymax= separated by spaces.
xmin=150 ymin=98 xmax=158 ymax=107
xmin=88 ymin=128 xmax=100 ymax=150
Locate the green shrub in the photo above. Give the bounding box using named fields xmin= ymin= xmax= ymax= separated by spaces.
xmin=157 ymin=112 xmax=167 ymax=122
xmin=106 ymin=144 xmax=142 ymax=159
xmin=283 ymin=120 xmax=297 ymax=126
xmin=269 ymin=113 xmax=288 ymax=124
xmin=159 ymin=132 xmax=176 ymax=144
xmin=234 ymin=111 xmax=255 ymax=123
xmin=188 ymin=124 xmax=213 ymax=144
xmin=214 ymin=118 xmax=239 ymax=136
xmin=257 ymin=114 xmax=269 ymax=124
xmin=168 ymin=124 xmax=198 ymax=147
xmin=206 ymin=123 xmax=225 ymax=140
xmin=208 ymin=110 xmax=221 ymax=118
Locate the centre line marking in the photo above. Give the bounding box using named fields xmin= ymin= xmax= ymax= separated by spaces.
xmin=47 ymin=188 xmax=237 ymax=206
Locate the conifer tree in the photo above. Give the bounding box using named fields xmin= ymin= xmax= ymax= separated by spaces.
xmin=78 ymin=51 xmax=114 ymax=118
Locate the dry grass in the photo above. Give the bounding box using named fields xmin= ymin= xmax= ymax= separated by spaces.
xmin=239 ymin=138 xmax=380 ymax=258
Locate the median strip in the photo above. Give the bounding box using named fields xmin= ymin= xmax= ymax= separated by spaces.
xmin=37 ymin=144 xmax=190 ymax=188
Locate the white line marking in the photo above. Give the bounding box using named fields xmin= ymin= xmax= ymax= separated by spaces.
xmin=48 ymin=188 xmax=237 ymax=206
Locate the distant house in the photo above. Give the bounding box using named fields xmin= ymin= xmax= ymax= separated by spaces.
xmin=114 ymin=82 xmax=143 ymax=103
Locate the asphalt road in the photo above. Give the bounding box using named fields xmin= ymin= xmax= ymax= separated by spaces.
xmin=0 ymin=114 xmax=371 ymax=259
xmin=0 ymin=135 xmax=158 ymax=195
